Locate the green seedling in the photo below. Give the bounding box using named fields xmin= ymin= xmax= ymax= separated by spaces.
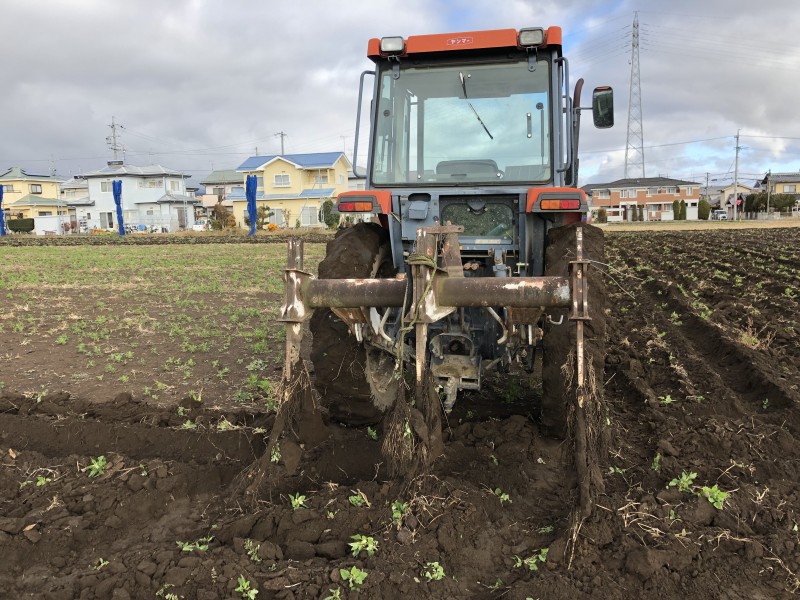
xmin=701 ymin=485 xmax=729 ymax=509
xmin=340 ymin=566 xmax=368 ymax=590
xmin=235 ymin=575 xmax=258 ymax=599
xmin=537 ymin=525 xmax=554 ymax=534
xmin=667 ymin=470 xmax=697 ymax=493
xmin=94 ymin=558 xmax=109 ymax=570
xmin=513 ymin=548 xmax=549 ymax=571
xmin=323 ymin=589 xmax=342 ymax=600
xmin=422 ymin=561 xmax=445 ymax=581
xmin=659 ymin=395 xmax=675 ymax=406
xmin=35 ymin=476 xmax=52 ymax=487
xmin=83 ymin=455 xmax=107 ymax=478
xmin=366 ymin=426 xmax=378 ymax=441
xmin=244 ymin=538 xmax=261 ymax=563
xmin=176 ymin=536 xmax=213 ymax=552
xmin=289 ymin=492 xmax=308 ymax=510
xmin=493 ymin=487 xmax=511 ymax=504
xmin=651 ymin=452 xmax=662 ymax=472
xmin=348 ymin=489 xmax=370 ymax=508
xmin=270 ymin=443 xmax=281 ymax=464
xmin=391 ymin=500 xmax=408 ymax=528
xmin=349 ymin=534 xmax=379 ymax=557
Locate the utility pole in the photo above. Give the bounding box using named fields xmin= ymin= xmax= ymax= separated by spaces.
xmin=766 ymin=169 xmax=771 ymax=215
xmin=733 ymin=129 xmax=741 ymax=220
xmin=106 ymin=116 xmax=123 ymax=161
xmin=704 ymin=172 xmax=710 ymax=202
xmin=275 ymin=131 xmax=288 ymax=155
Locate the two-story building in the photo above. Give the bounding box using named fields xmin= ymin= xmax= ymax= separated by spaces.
xmin=232 ymin=152 xmax=351 ymax=228
xmin=0 ymin=167 xmax=66 ymax=219
xmin=759 ymin=172 xmax=800 ymax=202
xmin=78 ymin=161 xmax=197 ymax=232
xmin=198 ymin=169 xmax=242 ymax=215
xmin=583 ymin=176 xmax=701 ymax=222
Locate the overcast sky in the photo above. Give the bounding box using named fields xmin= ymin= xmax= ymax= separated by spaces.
xmin=3 ymin=0 xmax=800 ymax=187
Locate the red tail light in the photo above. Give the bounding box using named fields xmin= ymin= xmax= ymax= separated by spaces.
xmin=338 ymin=201 xmax=374 ymax=212
xmin=540 ymin=199 xmax=581 ymax=210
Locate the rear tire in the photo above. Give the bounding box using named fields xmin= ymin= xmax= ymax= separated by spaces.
xmin=309 ymin=223 xmax=395 ymax=425
xmin=541 ymin=223 xmax=606 ymax=438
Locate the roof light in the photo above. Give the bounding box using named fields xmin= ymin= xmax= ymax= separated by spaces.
xmin=519 ymin=28 xmax=544 ymax=47
xmin=380 ymin=36 xmax=405 ymax=54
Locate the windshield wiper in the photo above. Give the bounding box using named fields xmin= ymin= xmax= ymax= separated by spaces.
xmin=459 ymin=72 xmax=493 ymax=140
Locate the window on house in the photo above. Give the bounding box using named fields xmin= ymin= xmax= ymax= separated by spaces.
xmin=274 ymin=174 xmax=290 ymax=187
xmin=667 ymin=187 xmax=677 ymax=194
xmin=170 ymin=180 xmax=180 ymax=192
xmin=147 ymin=179 xmax=164 ymax=188
xmin=270 ymin=208 xmax=285 ymax=227
xmin=86 ymin=212 xmax=91 ymax=220
xmin=65 ymin=189 xmax=76 ymax=197
xmin=685 ymin=186 xmax=693 ymax=195
xmin=38 ymin=211 xmax=52 ymax=216
xmin=301 ymin=206 xmax=318 ymax=226
xmin=146 ymin=209 xmax=154 ymax=216
xmin=339 ymin=174 xmax=345 ymax=185
xmin=785 ymin=184 xmax=796 ymax=193
xmin=30 ymin=184 xmax=42 ymax=194
xmin=213 ymin=187 xmax=225 ymax=196
xmin=1 ymin=185 xmax=14 ymax=193
xmin=648 ymin=187 xmax=657 ymax=196
xmin=619 ymin=189 xmax=632 ymax=198
xmin=101 ymin=181 xmax=113 ymax=192
xmin=314 ymin=173 xmax=329 ymax=184
xmin=595 ymin=189 xmax=610 ymax=199
xmin=256 ymin=176 xmax=264 ymax=188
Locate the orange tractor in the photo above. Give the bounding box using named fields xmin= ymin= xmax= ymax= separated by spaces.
xmin=279 ymin=27 xmax=613 ymax=484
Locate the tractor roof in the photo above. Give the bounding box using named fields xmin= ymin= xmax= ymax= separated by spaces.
xmin=367 ymin=27 xmax=562 ymax=61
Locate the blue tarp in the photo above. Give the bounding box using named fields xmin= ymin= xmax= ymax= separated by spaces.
xmin=246 ymin=174 xmax=257 ymax=236
xmin=0 ymin=185 xmax=5 ymax=236
xmin=112 ymin=180 xmax=125 ymax=236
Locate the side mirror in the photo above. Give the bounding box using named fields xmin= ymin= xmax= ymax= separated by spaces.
xmin=592 ymin=86 xmax=614 ymax=128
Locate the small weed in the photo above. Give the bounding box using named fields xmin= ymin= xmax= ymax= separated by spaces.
xmin=701 ymin=485 xmax=729 ymax=509
xmin=659 ymin=394 xmax=675 ymax=406
xmin=340 ymin=565 xmax=368 ymax=590
xmin=83 ymin=455 xmax=107 ymax=478
xmin=94 ymin=558 xmax=109 ymax=570
xmin=537 ymin=524 xmax=554 ymax=534
xmin=348 ymin=489 xmax=370 ymax=508
xmin=56 ymin=334 xmax=68 ymax=345
xmin=667 ymin=470 xmax=697 ymax=493
xmin=391 ymin=500 xmax=408 ymax=529
xmin=323 ymin=589 xmax=342 ymax=600
xmin=35 ymin=475 xmax=52 ymax=487
xmin=235 ymin=575 xmax=258 ymax=599
xmin=177 ymin=536 xmax=213 ymax=552
xmin=514 ymin=547 xmax=549 ymax=571
xmin=422 ymin=561 xmax=445 ymax=581
xmin=366 ymin=426 xmax=378 ymax=441
xmin=270 ymin=443 xmax=281 ymax=464
xmin=669 ymin=312 xmax=682 ymax=325
xmin=651 ymin=452 xmax=662 ymax=472
xmin=349 ymin=534 xmax=379 ymax=557
xmin=244 ymin=539 xmax=262 ymax=563
xmin=762 ymin=398 xmax=770 ymax=410
xmin=493 ymin=487 xmax=511 ymax=504
xmin=289 ymin=492 xmax=308 ymax=510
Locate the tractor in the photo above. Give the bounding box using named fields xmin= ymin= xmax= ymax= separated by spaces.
xmin=278 ymin=27 xmax=613 ymax=484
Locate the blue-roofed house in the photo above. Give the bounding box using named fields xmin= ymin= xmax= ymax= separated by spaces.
xmin=232 ymin=152 xmax=351 ymax=228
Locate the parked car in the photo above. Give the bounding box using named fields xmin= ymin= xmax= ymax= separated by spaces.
xmin=711 ymin=209 xmax=728 ymax=221
xmin=192 ymin=219 xmax=210 ymax=232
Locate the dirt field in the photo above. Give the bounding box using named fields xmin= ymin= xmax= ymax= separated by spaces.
xmin=1 ymin=227 xmax=799 ymax=599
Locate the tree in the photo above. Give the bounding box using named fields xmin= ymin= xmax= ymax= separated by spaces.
xmin=245 ymin=205 xmax=273 ymax=230
xmin=672 ymin=199 xmax=680 ymax=220
xmin=597 ymin=208 xmax=608 ymax=223
xmin=210 ymin=202 xmax=232 ymax=230
xmin=679 ymin=200 xmax=687 ymax=220
xmin=631 ymin=204 xmax=638 ymax=222
xmin=698 ymin=198 xmax=711 ymax=220
xmin=638 ymin=204 xmax=644 ymax=221
xmin=320 ymin=200 xmax=340 ymax=229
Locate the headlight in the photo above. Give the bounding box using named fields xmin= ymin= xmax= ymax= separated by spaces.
xmin=518 ymin=28 xmax=544 ymax=47
xmin=380 ymin=36 xmax=405 ymax=54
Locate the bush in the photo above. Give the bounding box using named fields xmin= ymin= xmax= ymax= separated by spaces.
xmin=679 ymin=200 xmax=687 ymax=220
xmin=672 ymin=199 xmax=680 ymax=220
xmin=597 ymin=208 xmax=607 ymax=223
xmin=638 ymin=205 xmax=644 ymax=221
xmin=8 ymin=218 xmax=34 ymax=233
xmin=698 ymin=199 xmax=711 ymax=220
xmin=631 ymin=205 xmax=638 ymax=221
xmin=321 ymin=199 xmax=340 ymax=229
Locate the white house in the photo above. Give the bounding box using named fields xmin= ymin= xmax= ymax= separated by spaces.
xmin=77 ymin=161 xmax=198 ymax=232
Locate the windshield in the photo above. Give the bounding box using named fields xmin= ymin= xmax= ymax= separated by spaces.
xmin=371 ymin=58 xmax=551 ymax=186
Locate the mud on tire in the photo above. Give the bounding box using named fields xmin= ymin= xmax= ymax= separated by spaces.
xmin=541 ymin=223 xmax=606 ymax=437
xmin=310 ymin=222 xmax=395 ymax=425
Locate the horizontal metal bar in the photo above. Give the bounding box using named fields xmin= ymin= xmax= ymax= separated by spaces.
xmin=303 ymin=275 xmax=570 ymax=310
xmin=436 ymin=277 xmax=571 ymax=308
xmin=305 ymin=279 xmax=407 ymax=308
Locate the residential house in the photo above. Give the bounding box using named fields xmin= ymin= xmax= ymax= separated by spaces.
xmin=60 ymin=177 xmax=94 ymax=226
xmin=759 ymin=172 xmax=800 ymax=203
xmin=583 ymin=176 xmax=701 ymax=222
xmin=708 ymin=182 xmax=754 ymax=216
xmin=198 ymin=169 xmax=242 ymax=215
xmin=0 ymin=167 xmax=66 ymax=219
xmin=232 ymin=152 xmax=351 ymax=228
xmin=78 ymin=161 xmax=197 ymax=232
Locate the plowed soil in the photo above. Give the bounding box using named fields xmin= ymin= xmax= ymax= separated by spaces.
xmin=1 ymin=227 xmax=799 ymax=599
